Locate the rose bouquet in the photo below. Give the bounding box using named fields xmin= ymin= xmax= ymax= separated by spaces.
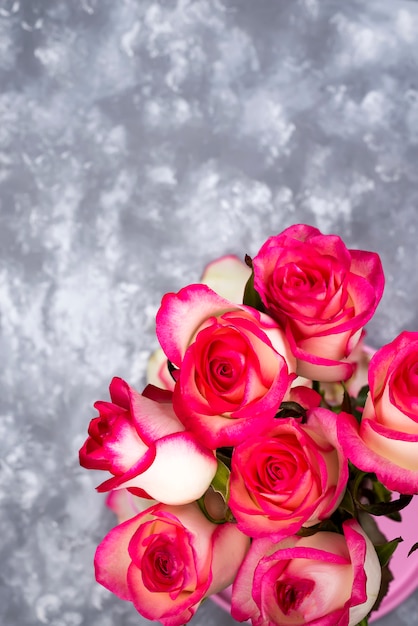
xmin=80 ymin=224 xmax=418 ymax=626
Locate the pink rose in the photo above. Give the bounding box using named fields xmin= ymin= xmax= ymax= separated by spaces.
xmin=156 ymin=284 xmax=296 ymax=448
xmin=79 ymin=377 xmax=217 ymax=504
xmin=95 ymin=502 xmax=250 ymax=626
xmin=231 ymin=519 xmax=381 ymax=626
xmin=338 ymin=331 xmax=418 ymax=494
xmin=252 ymin=224 xmax=384 ymax=382
xmin=147 ymin=255 xmax=251 ymax=391
xmin=228 ymin=408 xmax=348 ymax=538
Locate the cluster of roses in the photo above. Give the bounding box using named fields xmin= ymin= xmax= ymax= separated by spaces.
xmin=79 ymin=224 xmax=418 ymax=626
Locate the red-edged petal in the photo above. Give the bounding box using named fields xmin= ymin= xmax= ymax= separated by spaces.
xmin=206 ymin=523 xmax=250 ymax=596
xmin=156 ymin=284 xmax=232 ymax=366
xmin=127 ymin=503 xmax=214 ymax=626
xmin=173 ymin=385 xmax=276 ymax=448
xmin=142 ymin=383 xmax=174 ymax=404
xmin=127 ymin=385 xmax=183 ymax=445
xmin=287 ymin=385 xmax=321 ymax=409
xmin=345 ymin=520 xmax=381 ymax=625
xmin=96 ymin=445 xmax=157 ymax=493
xmin=79 ymin=431 xmax=112 ymax=471
xmin=349 ymin=249 xmax=385 ymax=306
xmin=109 ymin=377 xmax=131 ymax=409
xmin=286 ymin=323 xmax=356 ymax=382
xmin=337 ymin=412 xmax=418 ymax=494
xmin=94 ymin=512 xmax=150 ymax=601
xmin=231 ymin=536 xmax=280 ymax=622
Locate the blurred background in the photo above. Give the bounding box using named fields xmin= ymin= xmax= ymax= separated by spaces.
xmin=1 ymin=0 xmax=418 ymax=624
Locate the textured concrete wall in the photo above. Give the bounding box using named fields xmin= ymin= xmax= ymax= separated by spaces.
xmin=1 ymin=1 xmax=418 ymax=624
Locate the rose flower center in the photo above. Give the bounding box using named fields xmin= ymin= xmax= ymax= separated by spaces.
xmin=142 ymin=541 xmax=184 ymax=592
xmin=204 ymin=334 xmax=246 ymax=392
xmin=276 ymin=576 xmax=315 ymax=615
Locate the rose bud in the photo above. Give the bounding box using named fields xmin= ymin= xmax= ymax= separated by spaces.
xmin=79 ymin=377 xmax=217 ymax=505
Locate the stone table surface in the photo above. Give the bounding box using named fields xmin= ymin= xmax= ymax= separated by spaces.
xmin=1 ymin=0 xmax=418 ymax=625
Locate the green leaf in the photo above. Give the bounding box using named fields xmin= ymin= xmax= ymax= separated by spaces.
xmin=375 ymin=537 xmax=403 ymax=567
xmin=356 ymin=384 xmax=370 ymax=408
xmin=408 ymin=542 xmax=418 ymax=557
xmin=242 ymin=266 xmax=264 ymax=310
xmin=338 ymin=488 xmax=356 ymax=518
xmin=372 ymin=480 xmax=392 ymax=504
xmin=297 ymin=519 xmax=341 ymax=537
xmin=355 ymin=618 xmax=368 ymax=626
xmin=385 ymin=510 xmax=402 ymax=522
xmin=349 ymin=385 xmax=370 ymax=423
xmin=340 ymin=386 xmax=352 ymax=414
xmin=196 ymin=459 xmax=233 ymax=525
xmin=350 ymin=467 xmax=370 ymax=502
xmin=348 ymin=467 xmax=412 ymax=519
xmin=211 ymin=458 xmax=231 ymax=503
xmin=357 ymin=493 xmax=413 ymax=517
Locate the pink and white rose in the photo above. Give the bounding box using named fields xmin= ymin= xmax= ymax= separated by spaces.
xmin=228 ymin=408 xmax=348 ymax=538
xmin=95 ymin=502 xmax=250 ymax=626
xmin=156 ymin=284 xmax=296 ymax=448
xmin=79 ymin=377 xmax=217 ymax=504
xmin=338 ymin=331 xmax=418 ymax=494
xmin=231 ymin=519 xmax=381 ymax=626
xmin=200 ymin=254 xmax=252 ymax=303
xmin=147 ymin=255 xmax=251 ymax=391
xmin=252 ymin=224 xmax=384 ymax=382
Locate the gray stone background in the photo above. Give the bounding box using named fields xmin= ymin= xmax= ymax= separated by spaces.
xmin=1 ymin=0 xmax=418 ymax=624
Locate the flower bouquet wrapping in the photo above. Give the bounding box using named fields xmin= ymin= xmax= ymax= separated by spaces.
xmin=80 ymin=224 xmax=418 ymax=626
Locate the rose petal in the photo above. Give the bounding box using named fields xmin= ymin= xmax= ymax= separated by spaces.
xmin=200 ymin=255 xmax=251 ymax=303
xmin=94 ymin=513 xmax=147 ymax=601
xmin=337 ymin=411 xmax=418 ymax=494
xmin=117 ymin=432 xmax=217 ymax=505
xmin=156 ymin=284 xmax=232 ymax=366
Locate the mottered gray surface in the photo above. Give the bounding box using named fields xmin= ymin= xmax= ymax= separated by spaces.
xmin=1 ymin=0 xmax=418 ymax=625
